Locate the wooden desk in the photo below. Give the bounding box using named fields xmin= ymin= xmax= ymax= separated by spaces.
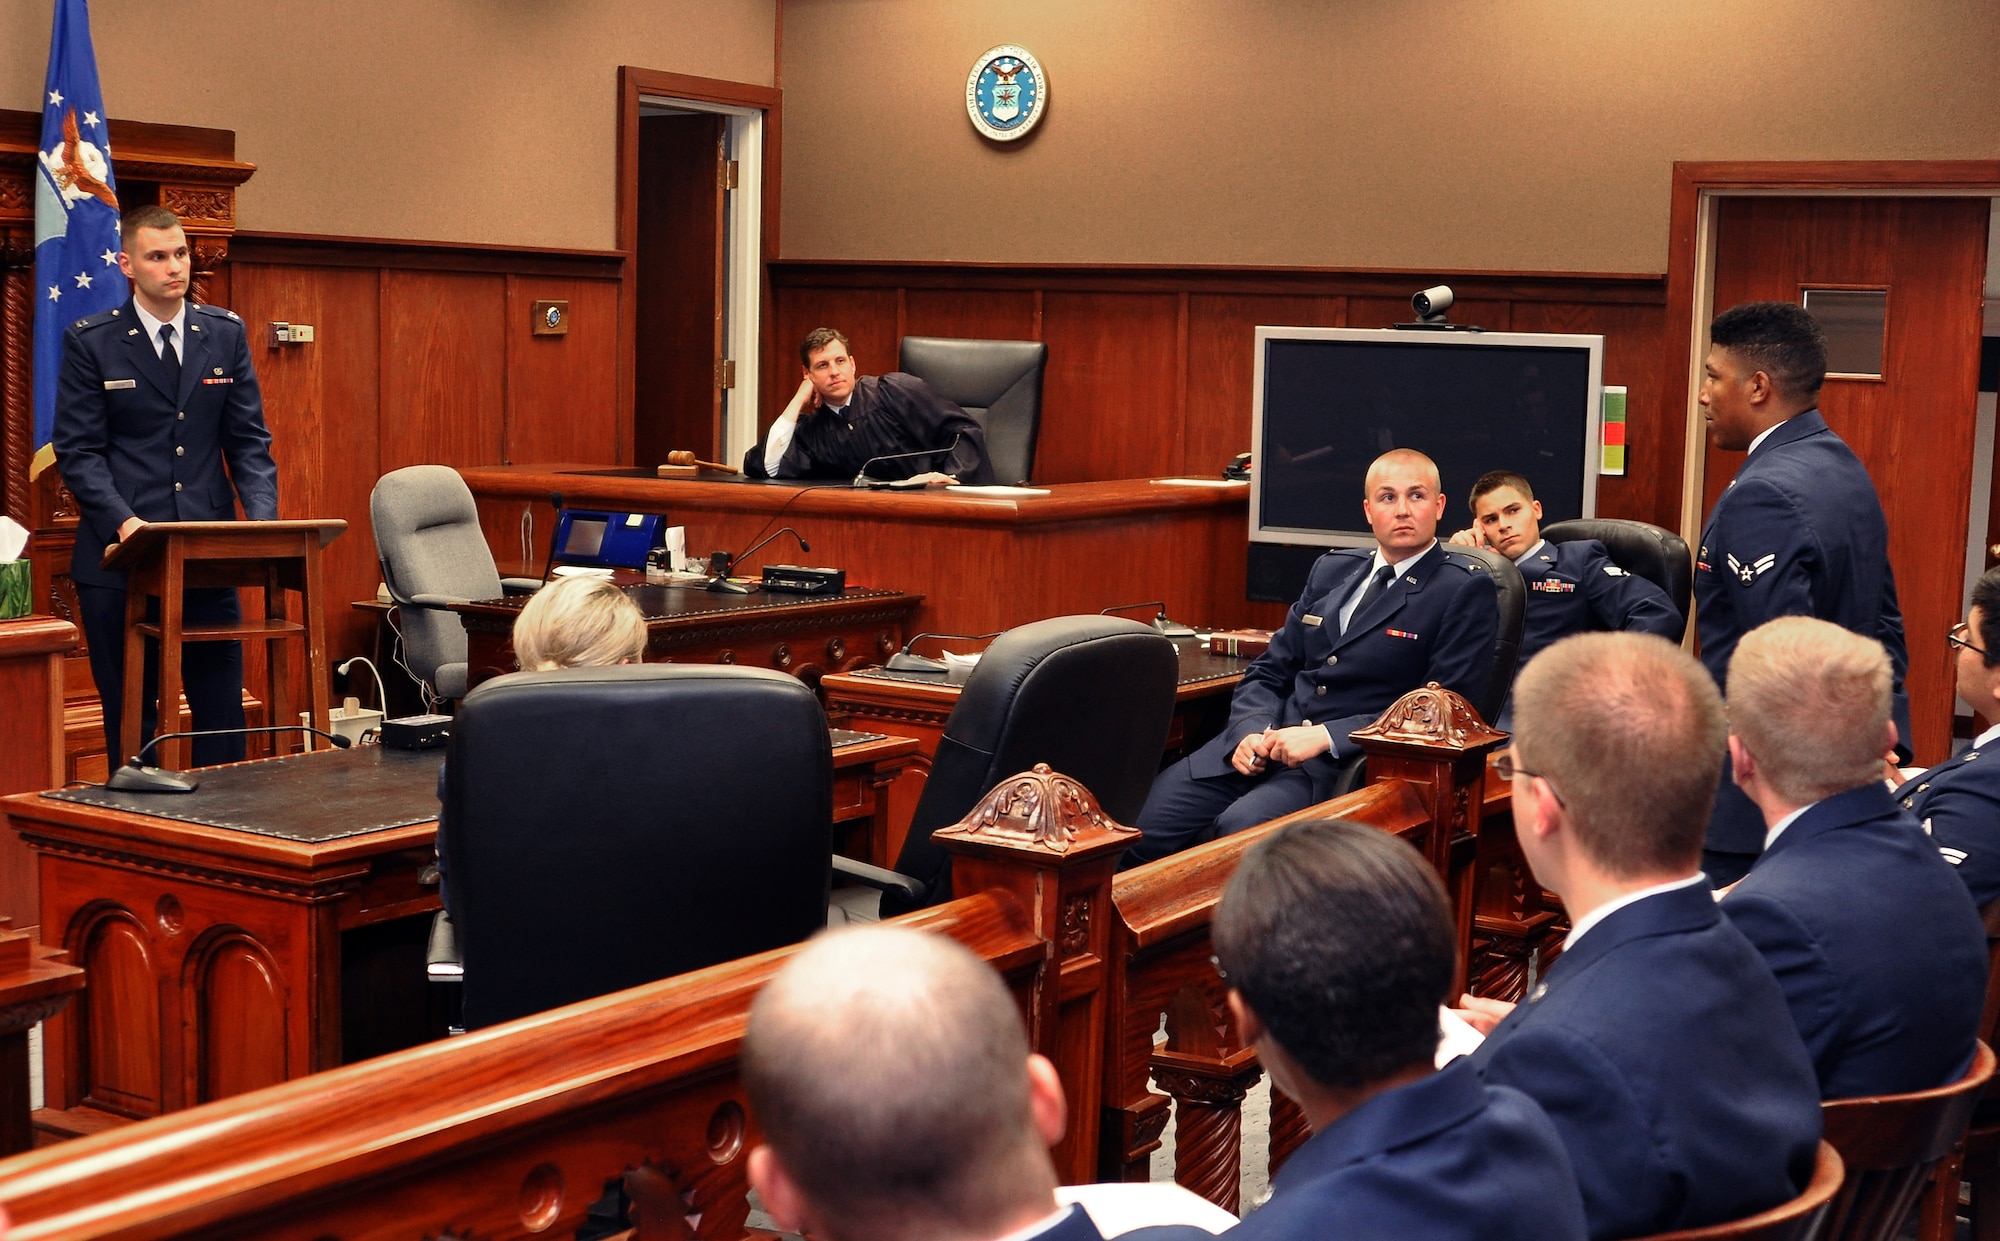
xmin=5 ymin=733 xmax=918 ymax=1135
xmin=822 ymin=637 xmax=1249 ymax=860
xmin=459 ymin=467 xmax=1259 ymax=638
xmin=0 ymin=618 xmax=76 ymax=929
xmin=452 ymin=583 xmax=921 ymax=692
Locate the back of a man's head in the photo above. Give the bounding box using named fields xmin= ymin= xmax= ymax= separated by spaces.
xmin=742 ymin=926 xmax=1051 ymax=1241
xmin=1727 ymin=617 xmax=1892 ymax=805
xmin=1213 ymin=819 xmax=1454 ymax=1090
xmin=1513 ymin=632 xmax=1727 ymax=878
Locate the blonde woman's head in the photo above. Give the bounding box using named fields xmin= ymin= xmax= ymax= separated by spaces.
xmin=511 ymin=576 xmax=647 ymax=671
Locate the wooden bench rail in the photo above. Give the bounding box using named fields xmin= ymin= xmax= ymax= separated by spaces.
xmin=0 ymin=891 xmax=1040 ymax=1241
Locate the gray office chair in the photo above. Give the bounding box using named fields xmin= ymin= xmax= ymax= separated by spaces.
xmin=370 ymin=465 xmax=540 ymax=702
xmin=898 ymin=336 xmax=1049 ymax=485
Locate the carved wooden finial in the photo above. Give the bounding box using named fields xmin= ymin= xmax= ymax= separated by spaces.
xmin=933 ymin=763 xmax=1136 ymax=855
xmin=1350 ymin=681 xmax=1505 ymax=752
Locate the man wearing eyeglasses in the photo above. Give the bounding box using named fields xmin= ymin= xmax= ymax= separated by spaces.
xmin=1895 ymin=567 xmax=2000 ymax=909
xmin=1455 ymin=632 xmax=1821 ymax=1239
xmin=1717 ymin=617 xmax=1984 ymax=1100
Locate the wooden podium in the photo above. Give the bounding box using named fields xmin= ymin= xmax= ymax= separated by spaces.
xmin=102 ymin=520 xmax=347 ymax=770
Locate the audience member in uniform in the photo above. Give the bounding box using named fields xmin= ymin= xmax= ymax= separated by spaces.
xmin=1448 ymin=469 xmax=1680 ymax=725
xmin=435 ymin=575 xmax=648 ymax=915
xmin=1720 ymin=617 xmax=1985 ymax=1099
xmin=1126 ymin=448 xmax=1499 ymax=864
xmin=1457 ymin=632 xmax=1821 ymax=1240
xmin=1894 ymin=566 xmax=2000 ymax=909
xmin=1211 ymin=818 xmax=1585 ymax=1241
xmin=742 ymin=926 xmax=1157 ymax=1241
xmin=1695 ymin=301 xmax=1910 ymax=884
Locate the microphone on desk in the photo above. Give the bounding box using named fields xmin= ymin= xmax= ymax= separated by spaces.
xmin=1100 ymin=600 xmax=1200 ymax=640
xmin=852 ymin=434 xmax=964 ymax=488
xmin=708 ymin=526 xmax=812 ymax=594
xmin=884 ymin=631 xmax=1005 ymax=673
xmin=106 ymin=725 xmax=354 ymax=794
xmin=538 ymin=491 xmax=566 ymax=587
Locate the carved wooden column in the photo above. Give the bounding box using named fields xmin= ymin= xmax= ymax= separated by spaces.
xmin=936 ymin=763 xmax=1136 ymax=1187
xmin=1149 ymin=984 xmax=1262 ymax=1212
xmin=1351 ymin=682 xmax=1507 ymax=997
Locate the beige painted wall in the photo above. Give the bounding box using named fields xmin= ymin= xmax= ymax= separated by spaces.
xmin=779 ymin=0 xmax=2000 ymax=273
xmin=0 ymin=0 xmax=776 ymax=250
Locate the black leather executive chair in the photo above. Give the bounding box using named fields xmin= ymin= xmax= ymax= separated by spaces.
xmin=897 ymin=336 xmax=1049 ymax=485
xmin=1542 ymin=518 xmax=1693 ymax=642
xmin=837 ymin=615 xmax=1178 ymax=915
xmin=441 ymin=664 xmax=832 ymax=1029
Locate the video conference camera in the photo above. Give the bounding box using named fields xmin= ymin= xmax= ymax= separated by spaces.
xmin=1412 ymin=285 xmax=1454 ymax=321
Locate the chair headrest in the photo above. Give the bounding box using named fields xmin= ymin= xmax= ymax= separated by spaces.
xmin=370 ymin=465 xmax=480 ymax=536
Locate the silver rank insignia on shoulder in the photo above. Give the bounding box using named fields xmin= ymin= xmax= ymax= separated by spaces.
xmin=1726 ymin=552 xmax=1775 ymax=585
xmin=1604 ymin=565 xmax=1628 ymax=576
xmin=1527 ymin=982 xmax=1548 ymax=1002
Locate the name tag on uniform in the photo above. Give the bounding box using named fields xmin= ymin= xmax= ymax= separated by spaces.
xmin=1302 ymin=614 xmax=1323 ymax=627
xmin=102 ymin=379 xmax=135 ymax=390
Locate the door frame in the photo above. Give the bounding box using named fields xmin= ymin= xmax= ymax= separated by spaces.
xmin=1662 ymin=160 xmax=2000 ymax=549
xmin=617 ymin=67 xmax=781 ymax=466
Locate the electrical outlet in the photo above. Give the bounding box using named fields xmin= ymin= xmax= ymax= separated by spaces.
xmin=267 ymin=322 xmax=290 ymax=346
xmin=288 ymin=324 xmax=315 ymax=343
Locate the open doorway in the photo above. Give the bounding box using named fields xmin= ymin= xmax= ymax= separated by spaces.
xmin=618 ymin=69 xmax=776 ymax=471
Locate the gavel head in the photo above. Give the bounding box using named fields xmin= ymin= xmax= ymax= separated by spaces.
xmin=667 ymin=450 xmax=696 ymax=466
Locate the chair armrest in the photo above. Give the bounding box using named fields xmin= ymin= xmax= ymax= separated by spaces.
xmin=406 ymin=593 xmax=471 ymax=610
xmin=831 ymin=856 xmax=928 ymax=904
xmin=499 ymin=577 xmax=543 ymax=595
xmin=426 ymin=909 xmax=463 ymax=980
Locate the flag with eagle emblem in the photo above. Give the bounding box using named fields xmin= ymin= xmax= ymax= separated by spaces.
xmin=31 ymin=0 xmax=127 ymax=478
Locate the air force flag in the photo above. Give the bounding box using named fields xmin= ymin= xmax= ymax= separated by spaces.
xmin=31 ymin=0 xmax=126 ymax=478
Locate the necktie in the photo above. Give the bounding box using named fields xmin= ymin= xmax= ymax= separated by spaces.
xmin=159 ymin=324 xmax=180 ymax=374
xmin=1344 ymin=565 xmax=1394 ymax=633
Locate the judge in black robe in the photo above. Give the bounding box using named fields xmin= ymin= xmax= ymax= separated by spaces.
xmin=745 ymin=372 xmax=995 ymax=484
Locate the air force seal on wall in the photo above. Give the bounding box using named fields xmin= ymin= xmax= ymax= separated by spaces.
xmin=966 ymin=45 xmax=1048 ymax=142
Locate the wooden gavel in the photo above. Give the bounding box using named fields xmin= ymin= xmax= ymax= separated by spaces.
xmin=666 ymin=450 xmax=739 ymax=475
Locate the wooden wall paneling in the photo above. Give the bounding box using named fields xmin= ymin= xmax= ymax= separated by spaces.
xmin=769 ymin=287 xmax=899 ymax=429
xmin=504 ymin=276 xmax=621 ymax=467
xmin=0 ymin=619 xmax=74 ymax=928
xmin=1507 ymin=300 xmax=1672 ymax=529
xmin=902 ymin=288 xmax=1040 ymax=344
xmin=1185 ymin=294 xmax=1348 ymax=482
xmin=378 ymin=272 xmax=506 ymax=472
xmin=1037 ymin=292 xmax=1183 ymax=482
xmin=230 ymin=263 xmax=384 ymax=685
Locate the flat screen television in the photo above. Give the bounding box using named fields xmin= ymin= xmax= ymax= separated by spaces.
xmin=1247 ymin=327 xmax=1604 ymax=599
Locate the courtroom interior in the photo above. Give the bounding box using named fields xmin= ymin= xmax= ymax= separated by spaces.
xmin=0 ymin=1 xmax=1999 ymax=1238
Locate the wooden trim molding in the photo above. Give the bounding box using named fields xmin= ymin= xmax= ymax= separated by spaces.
xmin=229 ymin=231 xmax=622 ymax=279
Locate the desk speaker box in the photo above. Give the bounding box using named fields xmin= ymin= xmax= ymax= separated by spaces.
xmin=761 ymin=565 xmax=846 ymax=595
xmin=381 ymin=714 xmax=452 ymax=750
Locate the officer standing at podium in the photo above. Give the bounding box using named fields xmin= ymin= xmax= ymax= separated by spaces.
xmin=52 ymin=205 xmax=278 ymax=769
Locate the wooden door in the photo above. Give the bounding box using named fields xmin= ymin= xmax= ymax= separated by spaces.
xmin=1705 ymin=196 xmax=1990 ymax=764
xmin=634 ymin=114 xmax=727 ymax=469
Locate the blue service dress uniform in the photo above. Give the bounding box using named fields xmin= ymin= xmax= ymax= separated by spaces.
xmin=1467 ymin=883 xmax=1823 ymax=1240
xmin=51 ymin=299 xmax=279 ymax=768
xmin=1498 ymin=539 xmax=1682 ymax=726
xmin=1696 ymin=410 xmax=1910 ymax=872
xmin=1126 ymin=542 xmax=1499 ymax=865
xmin=1211 ymin=1058 xmax=1586 ymax=1241
xmin=1894 ymin=741 xmax=2000 ymax=910
xmin=1722 ymin=782 xmax=1986 ymax=1100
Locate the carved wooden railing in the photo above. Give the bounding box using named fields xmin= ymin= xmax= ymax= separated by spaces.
xmin=0 ymin=687 xmax=1562 ymax=1233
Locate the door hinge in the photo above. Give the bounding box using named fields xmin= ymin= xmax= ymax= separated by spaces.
xmin=716 ymin=359 xmax=737 ymax=389
xmin=719 ymin=159 xmax=739 ymax=191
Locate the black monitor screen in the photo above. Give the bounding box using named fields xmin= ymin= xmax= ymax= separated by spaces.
xmin=1257 ymin=334 xmax=1598 ymax=541
xmin=562 ymin=517 xmax=607 ymax=558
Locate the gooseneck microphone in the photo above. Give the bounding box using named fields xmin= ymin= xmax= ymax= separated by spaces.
xmin=1100 ymin=600 xmax=1200 ymax=639
xmin=708 ymin=527 xmax=812 ymax=594
xmin=106 ymin=725 xmax=355 ymax=794
xmin=885 ymin=631 xmax=1004 ymax=673
xmin=851 ymin=433 xmax=965 ymax=488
